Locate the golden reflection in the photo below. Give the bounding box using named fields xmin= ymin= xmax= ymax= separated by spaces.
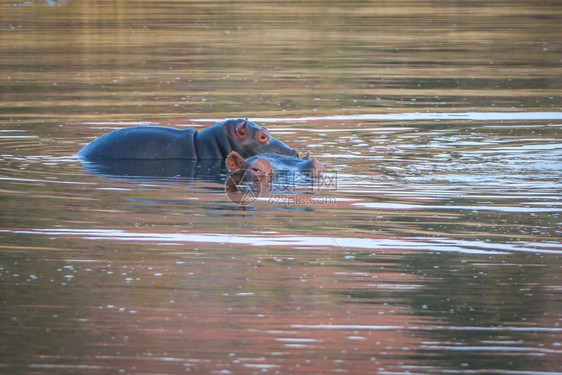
xmin=1 ymin=0 xmax=560 ymax=121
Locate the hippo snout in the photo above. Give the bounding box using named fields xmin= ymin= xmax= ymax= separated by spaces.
xmin=280 ymin=143 xmax=299 ymax=158
xmin=281 ymin=147 xmax=299 ymax=159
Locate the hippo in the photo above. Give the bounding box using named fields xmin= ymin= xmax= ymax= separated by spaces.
xmin=77 ymin=118 xmax=298 ymax=161
xmin=225 ymin=151 xmax=323 ymax=192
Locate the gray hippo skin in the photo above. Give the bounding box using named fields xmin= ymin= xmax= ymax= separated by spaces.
xmin=225 ymin=151 xmax=323 ymax=192
xmin=77 ymin=118 xmax=298 ymax=160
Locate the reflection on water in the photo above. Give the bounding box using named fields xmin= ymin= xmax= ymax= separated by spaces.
xmin=81 ymin=159 xmax=227 ymax=179
xmin=7 ymin=227 xmax=562 ymax=255
xmin=1 ymin=0 xmax=561 ymax=374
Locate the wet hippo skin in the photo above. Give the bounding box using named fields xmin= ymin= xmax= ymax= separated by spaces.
xmin=77 ymin=118 xmax=298 ymax=160
xmin=225 ymin=151 xmax=323 ymax=192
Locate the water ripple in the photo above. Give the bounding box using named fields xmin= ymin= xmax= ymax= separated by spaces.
xmin=193 ymin=112 xmax=562 ymax=123
xmin=9 ymin=228 xmax=562 ymax=255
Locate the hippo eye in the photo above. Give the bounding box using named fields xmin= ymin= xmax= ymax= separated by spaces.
xmin=257 ymin=130 xmax=270 ymax=144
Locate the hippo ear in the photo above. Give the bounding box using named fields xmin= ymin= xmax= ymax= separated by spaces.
xmin=311 ymin=158 xmax=323 ymax=172
xmin=235 ymin=120 xmax=248 ymax=137
xmin=226 ymin=151 xmax=246 ymax=172
xmin=309 ymin=158 xmax=323 ymax=177
xmin=302 ymin=151 xmax=311 ymax=160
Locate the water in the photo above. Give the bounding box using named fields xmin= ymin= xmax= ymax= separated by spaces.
xmin=1 ymin=1 xmax=561 ymax=374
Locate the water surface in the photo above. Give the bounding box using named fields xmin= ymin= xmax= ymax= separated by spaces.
xmin=1 ymin=1 xmax=561 ymax=374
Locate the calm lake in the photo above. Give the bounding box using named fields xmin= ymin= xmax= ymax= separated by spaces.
xmin=1 ymin=0 xmax=561 ymax=374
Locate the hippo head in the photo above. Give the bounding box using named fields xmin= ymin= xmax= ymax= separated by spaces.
xmin=224 ymin=119 xmax=298 ymax=159
xmin=225 ymin=151 xmax=323 ymax=193
xmin=225 ymin=151 xmax=274 ymax=193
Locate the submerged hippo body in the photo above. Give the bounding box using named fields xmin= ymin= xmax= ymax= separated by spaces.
xmin=225 ymin=151 xmax=323 ymax=192
xmin=77 ymin=119 xmax=298 ymax=161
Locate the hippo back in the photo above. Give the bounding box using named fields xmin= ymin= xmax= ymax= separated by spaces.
xmin=78 ymin=126 xmax=197 ymax=160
